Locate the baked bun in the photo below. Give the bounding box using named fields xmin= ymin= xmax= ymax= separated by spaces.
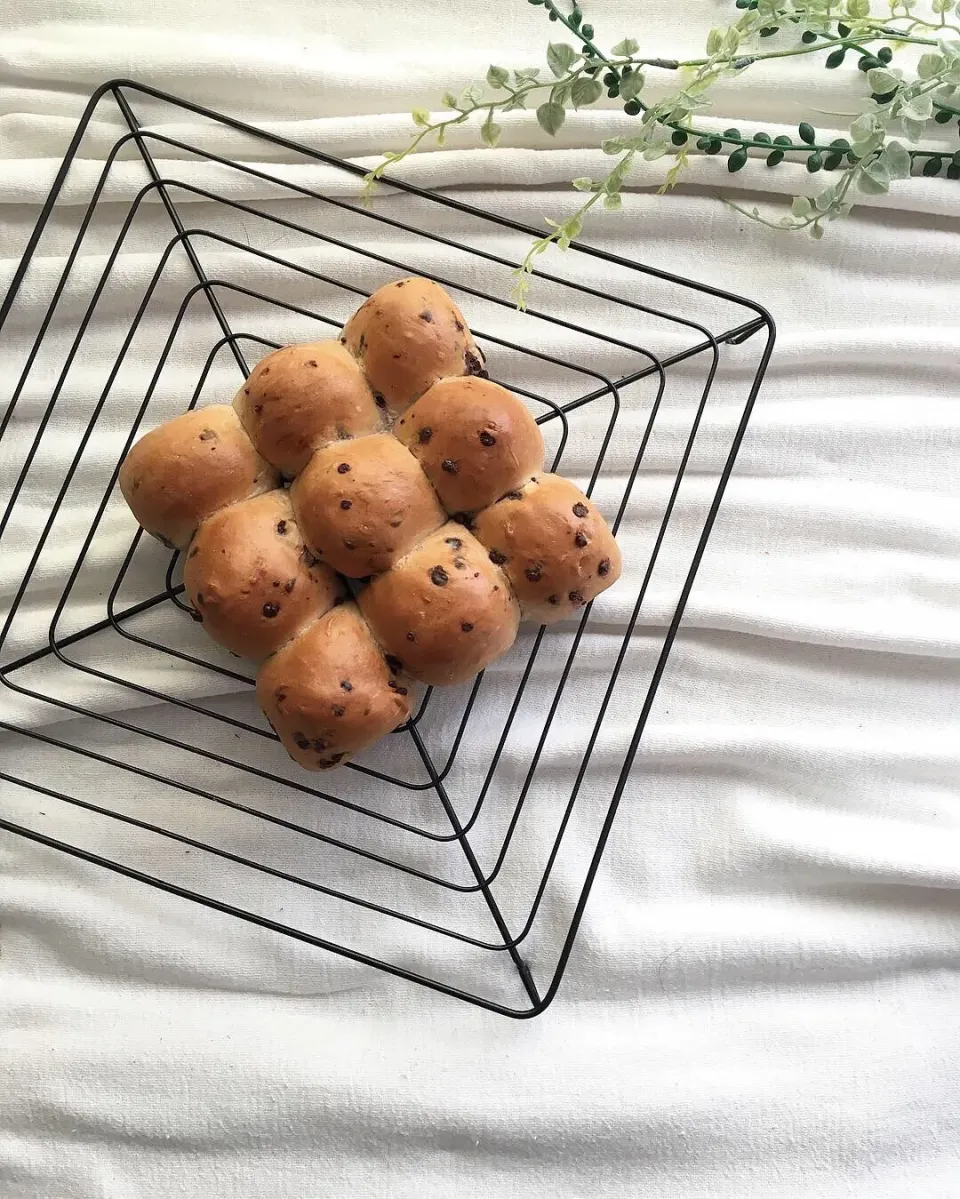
xmin=290 ymin=433 xmax=444 ymax=578
xmin=340 ymin=277 xmax=485 ymax=415
xmin=394 ymin=377 xmax=545 ymax=515
xmin=471 ymin=474 xmax=621 ymax=625
xmin=183 ymin=491 xmax=342 ymax=660
xmin=233 ymin=340 xmax=382 ymax=478
xmin=118 ymin=405 xmax=280 ymax=548
xmin=358 ymin=522 xmax=519 ymax=686
xmin=256 ymin=601 xmax=413 ymax=770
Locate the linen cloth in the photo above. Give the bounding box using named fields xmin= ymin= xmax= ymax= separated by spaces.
xmin=2 ymin=2 xmax=960 ymax=1196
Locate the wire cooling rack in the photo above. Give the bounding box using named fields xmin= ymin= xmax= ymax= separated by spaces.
xmin=0 ymin=80 xmax=774 ymax=1017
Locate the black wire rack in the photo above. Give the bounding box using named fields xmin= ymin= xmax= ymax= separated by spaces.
xmin=0 ymin=80 xmax=775 ymax=1017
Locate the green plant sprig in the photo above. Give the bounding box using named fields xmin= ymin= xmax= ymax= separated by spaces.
xmin=361 ymin=0 xmax=960 ymax=305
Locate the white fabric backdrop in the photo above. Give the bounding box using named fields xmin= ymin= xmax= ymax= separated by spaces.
xmin=2 ymin=2 xmax=960 ymax=1196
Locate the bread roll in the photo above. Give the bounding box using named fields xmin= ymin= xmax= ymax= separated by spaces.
xmin=182 ymin=491 xmax=342 ymax=660
xmin=118 ymin=405 xmax=280 ymax=548
xmin=340 ymin=277 xmax=485 ymax=415
xmin=471 ymin=474 xmax=621 ymax=625
xmin=290 ymin=433 xmax=445 ymax=578
xmin=394 ymin=376 xmax=545 ymax=514
xmin=257 ymin=601 xmax=414 ymax=770
xmin=358 ymin=522 xmax=519 ymax=686
xmin=233 ymin=340 xmax=382 ymax=478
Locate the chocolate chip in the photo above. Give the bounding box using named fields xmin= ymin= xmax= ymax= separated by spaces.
xmin=569 ymin=590 xmax=585 ymax=605
xmin=343 ymin=539 xmax=355 ymax=550
xmin=573 ymin=502 xmax=589 ymax=518
xmin=273 ymin=580 xmax=280 ymax=587
xmin=307 ymin=359 xmax=318 ymax=367
xmin=430 ymin=566 xmax=449 ymax=586
xmin=301 ymin=547 xmax=321 ymax=567
xmin=392 ymin=352 xmax=402 ymax=360
xmin=340 ymin=680 xmax=353 ymax=691
xmin=196 ymin=592 xmax=204 ymax=605
xmin=575 ymin=531 xmax=588 ymax=548
xmin=340 ymin=499 xmax=352 ymax=510
xmin=498 ymin=490 xmax=523 ymax=503
xmin=464 ymin=349 xmax=487 ymax=378
xmin=330 ymin=752 xmax=345 ymax=764
xmin=419 ymin=310 xmax=434 ymax=323
xmin=198 ymin=428 xmax=217 ymax=441
xmin=244 ymin=387 xmax=250 ymax=396
xmin=389 ymin=518 xmax=402 ymax=528
xmin=339 ymin=335 xmax=347 ymax=345
xmin=479 ymin=430 xmax=496 ymax=446
xmin=254 ymin=404 xmax=263 ymax=414
xmin=598 ymin=557 xmax=611 ymax=576
xmin=525 ymin=564 xmax=542 ymax=583
xmin=261 ymin=366 xmax=270 ymax=376
xmin=357 ymin=333 xmax=366 ymax=353
xmin=333 ymin=705 xmax=345 ymax=717
xmin=441 ymin=459 xmax=459 ymax=474
xmin=276 ymin=520 xmax=288 ymax=535
xmin=337 ymin=425 xmax=350 ymax=440
xmin=188 ymin=546 xmax=199 ymax=558
xmin=276 ymin=691 xmax=286 ymax=703
xmin=337 ymin=462 xmax=351 ymax=474
xmin=489 ymin=549 xmax=507 ymax=565
xmin=373 ymin=392 xmax=387 ymax=409
xmin=461 ymin=621 xmax=474 ymax=633
xmin=312 ymin=738 xmax=327 ymax=752
xmin=385 ymin=655 xmax=403 ymax=674
xmin=454 ymin=318 xmax=465 ymax=332
xmin=388 ymin=679 xmax=408 ymax=695
xmin=262 ymin=602 xmax=281 ymax=618
xmin=131 ymin=478 xmax=141 ymax=491
xmin=419 ymin=427 xmax=433 ymax=444
xmin=189 ymin=608 xmax=203 ymax=623
xmin=294 ymin=734 xmax=310 ymax=750
xmin=454 ymin=557 xmax=466 ymax=570
xmin=395 ymin=280 xmax=405 ymax=287
xmin=406 ymin=631 xmax=416 ymax=642
xmin=445 ymin=537 xmax=463 ymax=551
xmin=284 ymin=578 xmax=296 ymax=594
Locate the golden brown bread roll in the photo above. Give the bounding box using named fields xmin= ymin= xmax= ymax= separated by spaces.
xmin=471 ymin=474 xmax=621 ymax=625
xmin=118 ymin=405 xmax=280 ymax=549
xmin=394 ymin=376 xmax=545 ymax=514
xmin=233 ymin=340 xmax=383 ymax=478
xmin=256 ymin=601 xmax=414 ymax=770
xmin=290 ymin=433 xmax=445 ymax=578
xmin=182 ymin=491 xmax=343 ymax=660
xmin=340 ymin=277 xmax=485 ymax=415
xmin=358 ymin=522 xmax=519 ymax=687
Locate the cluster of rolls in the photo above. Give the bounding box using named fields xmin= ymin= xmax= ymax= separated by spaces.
xmin=119 ymin=277 xmax=621 ymax=771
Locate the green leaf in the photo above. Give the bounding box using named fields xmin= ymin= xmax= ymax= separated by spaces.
xmin=571 ymin=77 xmax=603 ymax=108
xmin=643 ymin=142 xmax=669 ymax=160
xmin=572 ymin=176 xmax=595 ymax=191
xmin=442 ymin=91 xmax=458 ymax=109
xmin=547 ymin=42 xmax=578 ymax=78
xmin=867 ymin=68 xmax=901 ymax=93
xmin=810 ymin=222 xmax=825 ymax=240
xmin=902 ymin=116 xmax=927 ymax=142
xmin=503 ymin=94 xmax=526 ymax=111
xmin=849 ymin=112 xmax=878 ymax=144
xmin=552 ymin=81 xmax=572 ymax=106
xmin=847 ymin=0 xmax=870 ymax=17
xmin=901 ymin=94 xmax=933 ymax=121
xmin=861 ymin=156 xmax=891 ymax=191
xmin=536 ymin=101 xmax=566 ymax=136
xmin=798 ymin=122 xmax=816 ymax=144
xmin=412 ymin=108 xmax=431 ymax=128
xmin=486 ymin=65 xmax=509 ymax=89
xmin=611 ymin=38 xmax=639 ymax=56
xmin=728 ymin=147 xmax=749 ymax=172
xmin=620 ymin=70 xmax=645 ymax=101
xmin=791 ymin=195 xmax=813 ymax=216
xmin=601 ymin=136 xmax=626 ymax=154
xmin=857 ymin=169 xmax=889 ymax=194
xmin=602 ymin=191 xmax=623 ymax=211
xmin=514 ymin=67 xmax=540 ymax=84
xmin=706 ymin=27 xmax=723 ymax=55
xmin=917 ymin=53 xmax=946 ymax=79
xmin=481 ymin=112 xmax=502 ymax=147
xmin=881 ymin=139 xmax=912 ymax=180
xmin=766 ymin=148 xmax=785 ymax=166
xmin=814 ymin=186 xmax=836 ymax=210
xmin=458 ymin=84 xmax=484 ymax=109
